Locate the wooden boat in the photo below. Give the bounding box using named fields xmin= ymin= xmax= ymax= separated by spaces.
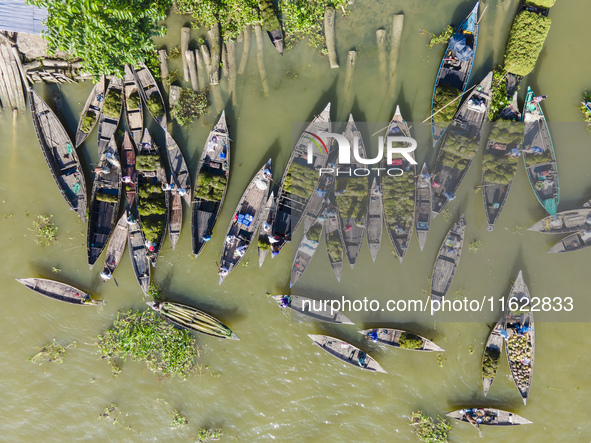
xmin=432 ymin=71 xmax=493 ymax=217
xmin=121 ymin=131 xmax=137 ymax=207
xmin=547 ymin=230 xmax=591 ymax=253
xmin=16 ymin=278 xmax=103 ymax=305
xmin=382 ymin=106 xmax=415 ymax=262
xmin=74 ymin=75 xmax=106 ymax=148
xmin=100 ymin=212 xmax=128 ymax=283
xmin=268 ymin=28 xmax=283 ymax=55
xmin=167 ymin=178 xmax=182 ymax=250
xmin=29 ymin=89 xmax=87 ymax=222
xmin=302 ymin=148 xmax=336 ymax=234
xmin=308 ymin=335 xmax=386 ymax=373
xmin=123 ymin=65 xmax=143 ymax=146
xmin=447 ymin=408 xmax=532 ymax=426
xmin=164 ymin=131 xmax=192 ymax=206
xmin=325 ymin=203 xmax=344 ymax=282
xmin=522 ymin=87 xmax=559 ymax=215
xmin=87 ymin=136 xmax=122 ymax=268
xmin=359 ymin=328 xmax=444 ymax=352
xmin=481 ymin=92 xmax=523 ymax=231
xmin=529 ymin=208 xmax=591 ymax=234
xmin=127 ymin=208 xmax=150 ymax=295
xmin=192 ymin=112 xmax=231 ymax=256
xmin=415 ymin=163 xmax=432 ymax=251
xmin=336 ymin=114 xmax=367 ymax=268
xmin=430 ymin=214 xmax=466 ymax=303
xmin=271 ymin=103 xmax=331 ymax=255
xmin=430 ymin=1 xmax=480 ymax=146
xmin=218 ymin=160 xmax=272 ymax=284
xmin=272 ymin=295 xmax=354 ymax=324
xmin=137 ymin=129 xmax=169 ymax=266
xmin=290 ymin=214 xmax=325 ymax=287
xmin=482 ymin=317 xmax=504 ymax=396
xmin=97 ymin=75 xmax=123 ymax=157
xmin=504 ymin=270 xmax=534 ymax=405
xmin=367 ymin=178 xmax=383 ymax=262
xmin=147 ymin=301 xmax=239 ymax=340
xmin=257 ymin=191 xmax=275 ymax=267
xmin=133 ymin=63 xmax=167 ymax=129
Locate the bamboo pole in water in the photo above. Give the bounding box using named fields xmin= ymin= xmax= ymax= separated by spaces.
xmin=238 ymin=26 xmax=251 ymax=75
xmin=324 ymin=6 xmax=339 ymax=69
xmin=226 ymin=40 xmax=237 ymax=106
xmin=342 ymin=50 xmax=356 ymax=110
xmin=158 ymin=49 xmax=169 ymax=91
xmin=376 ymin=29 xmax=387 ymax=81
xmin=387 ymin=14 xmax=404 ymax=95
xmin=254 ymin=24 xmax=269 ymax=96
xmin=185 ymin=50 xmax=199 ymax=91
xmin=181 ymin=27 xmax=191 ymax=81
xmin=208 ymin=24 xmax=221 ymax=85
xmin=195 ymin=49 xmax=207 ymax=89
xmin=200 ymin=44 xmax=213 ymax=85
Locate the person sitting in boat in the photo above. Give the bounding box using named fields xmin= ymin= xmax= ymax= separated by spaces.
xmin=162 ymin=183 xmax=188 ymax=197
xmin=207 ymin=135 xmax=218 ymax=151
xmin=271 ymin=246 xmax=280 ymax=257
xmin=126 ymin=212 xmax=136 ymax=225
xmin=523 ymin=146 xmax=544 ymax=155
xmin=100 ymin=270 xmax=112 ymax=281
xmin=263 ymin=168 xmax=273 ymax=179
xmin=268 ymin=235 xmax=279 ymax=244
xmin=508 ymin=147 xmax=521 ymax=158
xmin=234 ymin=245 xmax=247 ymax=257
xmin=225 ymin=235 xmax=236 ymax=244
xmin=122 ymin=176 xmax=133 ymax=184
xmin=93 ymin=165 xmax=109 ymax=175
xmin=463 ymin=409 xmax=485 ymax=430
xmin=515 ymin=324 xmax=532 ymax=336
xmin=202 ymin=232 xmax=212 ymax=242
xmin=262 ymin=221 xmax=271 ymax=232
xmin=531 ymin=95 xmax=548 ymax=106
xmin=444 ymin=191 xmax=456 ymax=201
xmin=344 ymin=224 xmax=352 ymax=232
xmin=145 ymin=240 xmax=157 ymax=253
xmin=218 ymin=267 xmax=229 ymax=277
xmin=432 ymin=174 xmax=442 ymax=188
xmin=279 ymin=296 xmax=291 ymax=308
xmin=357 ymin=351 xmax=369 ymax=368
xmin=367 ymin=330 xmax=378 ymax=343
xmin=372 ymin=185 xmax=382 ymax=196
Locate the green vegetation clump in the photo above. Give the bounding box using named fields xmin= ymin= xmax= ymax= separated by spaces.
xmin=579 ymin=91 xmax=591 ymax=132
xmin=138 ymin=183 xmax=166 ymax=242
xmin=433 ymin=83 xmax=462 ymax=124
xmin=306 ymin=223 xmax=322 ymax=243
xmin=524 ymin=150 xmax=553 ymax=166
xmin=167 ymin=46 xmax=181 ymax=59
xmin=194 ymin=172 xmax=227 ymax=201
xmin=398 ymin=332 xmax=423 ymax=350
xmin=127 ymin=91 xmax=140 ymax=110
xmin=482 ymin=347 xmax=500 ymax=378
xmin=103 ymin=89 xmax=122 ymax=118
xmin=285 ymin=162 xmax=320 ymax=199
xmin=96 ymin=191 xmax=119 ymax=203
xmin=196 ymin=428 xmax=223 ymax=442
xmin=488 ymin=68 xmax=514 ymax=121
xmin=142 ymin=219 xmax=165 ymax=243
xmin=258 ymin=237 xmax=271 ymax=250
xmin=525 ymin=0 xmax=555 ymax=8
xmin=171 ymin=89 xmax=209 ymax=128
xmin=33 ymin=215 xmax=58 ymax=246
xmin=428 ymin=25 xmax=454 ymax=48
xmin=30 ymin=339 xmax=75 ymax=365
xmin=439 ymin=131 xmax=479 ymax=169
xmin=409 ymin=410 xmax=452 ymax=443
xmin=80 ymin=110 xmax=97 ymax=133
xmin=504 ymin=11 xmax=552 ymax=77
xmin=483 ymin=152 xmax=519 ymax=185
xmin=147 ymin=94 xmax=165 ymax=119
xmin=147 ymin=282 xmax=162 ymax=301
xmin=336 ymin=176 xmax=367 ymax=220
xmin=327 ymin=232 xmax=343 ymax=262
xmin=259 ymin=0 xmax=280 ymax=31
xmin=170 ymin=410 xmax=188 ymax=429
xmin=96 ymin=310 xmax=200 ymax=381
xmin=489 ymin=122 xmax=525 ymax=145
xmin=382 ymin=170 xmax=414 ymax=234
xmin=136 ymin=154 xmax=162 ymax=171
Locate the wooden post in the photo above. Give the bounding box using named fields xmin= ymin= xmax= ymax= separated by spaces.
xmin=158 ymin=49 xmax=169 ymax=91
xmin=342 ymin=50 xmax=356 ymax=111
xmin=254 ymin=24 xmax=269 ymax=96
xmin=208 ymin=24 xmax=221 ymax=85
xmin=226 ymin=40 xmax=237 ymax=106
xmin=221 ymin=43 xmax=229 ymax=79
xmin=181 ymin=27 xmax=191 ymax=81
xmin=324 ymin=6 xmax=339 ymax=69
xmin=169 ymin=85 xmax=181 ymax=109
xmin=200 ymin=44 xmax=213 ymax=86
xmin=376 ymin=29 xmax=387 ymax=81
xmin=195 ymin=49 xmax=207 ymax=88
xmin=238 ymin=25 xmax=251 ymax=75
xmin=388 ymin=14 xmax=404 ymax=95
xmin=185 ymin=50 xmax=199 ymax=91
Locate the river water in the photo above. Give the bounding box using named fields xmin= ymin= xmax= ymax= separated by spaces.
xmin=1 ymin=0 xmax=591 ymax=441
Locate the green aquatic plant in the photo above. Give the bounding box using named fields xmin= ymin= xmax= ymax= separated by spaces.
xmin=196 ymin=428 xmax=223 ymax=442
xmin=525 ymin=0 xmax=555 ymax=7
xmin=482 ymin=153 xmax=518 ymax=185
xmin=103 ymin=88 xmax=122 ymax=118
xmin=127 ymin=91 xmax=140 ymax=110
xmin=468 ymin=239 xmax=482 ymax=253
xmin=171 ymin=89 xmax=209 ymax=128
xmin=409 ymin=410 xmax=452 ymax=443
xmin=579 ymin=92 xmax=591 ymax=132
xmin=285 ymin=162 xmax=320 ymax=199
xmin=258 ymin=237 xmax=271 ymax=251
xmin=383 ymin=171 xmax=414 ymax=236
xmin=136 ymin=155 xmax=162 ymax=172
xmin=147 ymin=283 xmax=162 ymax=301
xmin=167 ymin=46 xmax=181 ymax=59
xmin=194 ymin=172 xmax=227 ymax=201
xmin=258 ymin=0 xmax=280 ymax=31
xmin=326 ymin=232 xmax=343 ymax=262
xmin=165 ymin=69 xmax=179 ymax=87
xmin=489 ymin=122 xmax=525 ymax=145
xmin=96 ymin=191 xmax=119 ymax=203
xmin=504 ymin=11 xmax=552 ymax=77
xmin=433 ymin=83 xmax=462 ymax=125
xmin=427 ymin=25 xmax=454 ymax=48
xmin=147 ymin=94 xmax=165 ymax=118
xmin=306 ymin=223 xmax=322 ymax=243
xmin=398 ymin=332 xmax=423 ymax=350
xmin=335 ymin=176 xmax=367 ymax=221
xmin=488 ymin=67 xmax=515 ymax=122
xmin=524 ymin=150 xmax=554 ymax=166
xmin=138 ymin=183 xmax=166 ymax=242
xmin=482 ymin=347 xmax=500 ymax=378
xmin=80 ymin=110 xmax=97 ymax=133
xmin=171 ymin=410 xmax=188 ymax=429
xmin=30 ymin=339 xmax=76 ymax=365
xmin=32 ymin=215 xmax=58 ymax=246
xmin=51 ymin=266 xmax=61 ymax=273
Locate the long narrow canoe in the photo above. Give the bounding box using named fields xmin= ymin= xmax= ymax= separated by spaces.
xmin=29 ymin=89 xmax=87 ymax=222
xmin=431 ymin=1 xmax=480 ymax=146
xmin=123 ymin=65 xmax=143 ymax=146
xmin=290 ymin=214 xmax=325 ymax=287
xmin=415 ymin=163 xmax=432 ymax=251
xmin=431 ymin=214 xmax=466 ymax=303
xmin=147 ymin=301 xmax=239 ymax=340
xmin=272 ymin=295 xmax=353 ymax=324
xmin=302 ymin=146 xmax=336 ymax=233
xmin=192 ymin=112 xmax=231 ymax=256
xmin=360 ymin=328 xmax=444 ymax=352
xmin=337 ymin=114 xmax=367 ymax=268
xmin=121 ymin=131 xmax=137 ymax=207
xmin=308 ymin=335 xmax=386 ymax=373
xmin=432 ymin=71 xmax=493 ymax=217
xmin=100 ymin=212 xmax=128 ymax=283
xmin=529 ymin=208 xmax=591 ymax=234
xmin=447 ymin=408 xmax=532 ymax=426
xmin=74 ymin=76 xmax=106 ymax=148
xmin=164 ymin=131 xmax=191 ymax=206
xmin=133 ymin=63 xmax=167 ymax=129
xmin=127 ymin=208 xmax=150 ymax=295
xmin=16 ymin=278 xmax=103 ymax=305
xmin=87 ymin=137 xmax=122 ymax=268
xmin=522 ymin=87 xmax=559 ymax=215
xmin=257 ymin=191 xmax=276 ymax=267
xmin=504 ymin=270 xmax=534 ymax=405
xmin=367 ymin=178 xmax=383 ymax=262
xmin=325 ymin=203 xmax=344 ymax=282
xmin=97 ymin=76 xmax=123 ymax=157
xmin=218 ymin=160 xmax=272 ymax=284
xmin=382 ymin=106 xmax=415 ymax=262
xmin=167 ymin=180 xmax=182 ymax=250
xmin=482 ymin=317 xmax=504 ymax=396
xmin=547 ymin=230 xmax=591 ymax=253
xmin=271 ymin=103 xmax=331 ymax=255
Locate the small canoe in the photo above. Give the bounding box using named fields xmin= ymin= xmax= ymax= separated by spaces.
xmin=164 ymin=131 xmax=191 ymax=206
xmin=482 ymin=317 xmax=504 ymax=396
xmin=123 ymin=65 xmax=144 ymax=146
xmin=308 ymin=334 xmax=386 ymax=373
xmin=74 ymin=76 xmax=106 ymax=148
xmin=133 ymin=63 xmax=167 ymax=129
xmin=447 ymin=408 xmax=532 ymax=426
xmin=325 ymin=203 xmax=344 ymax=282
xmin=272 ymin=295 xmax=353 ymax=324
xmin=218 ymin=160 xmax=272 ymax=284
xmin=147 ymin=301 xmax=239 ymax=340
xmin=87 ymin=137 xmax=122 ymax=268
xmin=127 ymin=208 xmax=150 ymax=295
xmin=432 ymin=71 xmax=493 ymax=217
xmin=257 ymin=191 xmax=276 ymax=267
xmin=415 ymin=163 xmax=432 ymax=251
xmin=529 ymin=208 xmax=591 ymax=234
xmin=382 ymin=106 xmax=415 ymax=263
xmin=367 ymin=177 xmax=383 ymax=262
xmin=97 ymin=75 xmax=123 ymax=157
xmin=121 ymin=131 xmax=137 ymax=207
xmin=302 ymin=146 xmax=337 ymax=234
xmin=101 ymin=212 xmax=128 ymax=283
xmin=504 ymin=270 xmax=534 ymax=405
xmin=360 ymin=328 xmax=444 ymax=352
xmin=29 ymin=89 xmax=87 ymax=222
xmin=290 ymin=215 xmax=325 ymax=287
xmin=430 ymin=1 xmax=480 ymax=146
xmin=547 ymin=230 xmax=591 ymax=253
xmin=167 ymin=180 xmax=183 ymax=250
xmin=192 ymin=112 xmax=231 ymax=256
xmin=16 ymin=278 xmax=103 ymax=305
xmin=268 ymin=28 xmax=283 ymax=55
xmin=522 ymin=87 xmax=559 ymax=216
xmin=430 ymin=214 xmax=466 ymax=303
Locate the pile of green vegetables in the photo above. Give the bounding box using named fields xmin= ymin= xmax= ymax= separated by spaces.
xmin=127 ymin=91 xmax=140 ymax=110
xmin=171 ymin=89 xmax=209 ymax=128
xmin=80 ymin=110 xmax=97 ymax=133
xmin=284 ymin=162 xmax=320 ymax=199
xmin=482 ymin=347 xmax=500 ymax=379
xmin=524 ymin=150 xmax=554 ymax=166
xmin=136 ymin=154 xmax=162 ymax=172
xmin=306 ymin=222 xmax=322 ymax=243
xmin=504 ymin=11 xmax=552 ymax=77
xmin=96 ymin=191 xmax=119 ymax=203
xmin=439 ymin=131 xmax=479 ymax=169
xmin=398 ymin=332 xmax=423 ymax=350
xmin=103 ymin=89 xmax=122 ymax=118
xmin=326 ymin=231 xmax=343 ymax=262
xmin=382 ymin=171 xmax=414 ymax=235
xmin=194 ymin=172 xmax=227 ymax=201
xmin=147 ymin=94 xmax=165 ymax=118
xmin=336 ymin=176 xmax=367 ymax=220
xmin=482 ymin=153 xmax=519 ymax=185
xmin=138 ymin=183 xmax=166 ymax=242
xmin=433 ymin=84 xmax=462 ymax=124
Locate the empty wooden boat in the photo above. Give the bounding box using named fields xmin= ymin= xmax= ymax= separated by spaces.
xmin=360 ymin=328 xmax=444 ymax=352
xmin=127 ymin=208 xmax=150 ymax=295
xmin=257 ymin=191 xmax=275 ymax=267
xmin=430 ymin=214 xmax=466 ymax=303
xmin=272 ymin=295 xmax=354 ymax=324
xmin=192 ymin=112 xmax=231 ymax=256
xmin=308 ymin=335 xmax=386 ymax=373
xmin=97 ymin=75 xmax=123 ymax=157
xmin=447 ymin=408 xmax=532 ymax=426
xmin=164 ymin=131 xmax=191 ymax=206
xmin=290 ymin=215 xmax=325 ymax=287
xmin=302 ymin=146 xmax=336 ymax=233
xmin=415 ymin=163 xmax=432 ymax=251
xmin=123 ymin=65 xmax=143 ymax=146
xmin=16 ymin=278 xmax=103 ymax=305
xmin=121 ymin=131 xmax=137 ymax=207
xmin=74 ymin=75 xmax=106 ymax=148
xmin=325 ymin=203 xmax=344 ymax=282
xmin=547 ymin=230 xmax=591 ymax=253
xmin=367 ymin=177 xmax=383 ymax=262
xmin=29 ymin=89 xmax=87 ymax=222
xmin=167 ymin=179 xmax=183 ymax=250
xmin=529 ymin=208 xmax=591 ymax=234
xmin=133 ymin=63 xmax=167 ymax=129
xmin=100 ymin=212 xmax=128 ymax=283
xmin=482 ymin=317 xmax=504 ymax=396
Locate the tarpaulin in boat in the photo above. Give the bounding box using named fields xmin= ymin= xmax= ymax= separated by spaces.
xmin=448 ymin=35 xmax=473 ymax=62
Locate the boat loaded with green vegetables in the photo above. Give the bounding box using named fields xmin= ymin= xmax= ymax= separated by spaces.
xmin=482 ymin=317 xmax=503 ymax=396
xmin=133 ymin=63 xmax=167 ymax=129
xmin=359 ymin=329 xmax=444 ymax=352
xmin=74 ymin=75 xmax=105 ymax=148
xmin=97 ymin=75 xmax=123 ymax=157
